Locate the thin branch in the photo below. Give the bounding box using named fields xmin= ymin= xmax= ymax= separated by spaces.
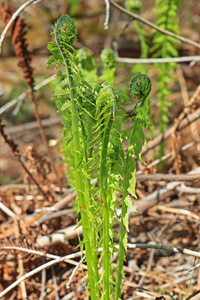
xmin=0 ymin=93 xmax=27 ymax=116
xmin=51 ymin=266 xmax=59 ymax=300
xmin=154 ymin=205 xmax=200 ymax=221
xmin=0 ymin=121 xmax=47 ymax=197
xmin=104 ymin=0 xmax=110 ymax=29
xmin=189 ymin=263 xmax=200 ymax=272
xmin=134 ymin=167 xmax=200 ymax=213
xmin=1 ymin=242 xmax=200 ymax=297
xmin=13 ymin=74 xmax=57 ymax=115
xmin=66 ymin=255 xmax=86 ymax=288
xmin=0 ymin=74 xmax=56 ymax=116
xmin=136 ymin=173 xmax=200 ymax=182
xmin=0 ymin=0 xmax=42 ymax=53
xmin=40 ymin=260 xmax=46 ymax=299
xmin=176 ymin=184 xmax=200 ymax=194
xmin=115 ymin=55 xmax=200 ymax=64
xmin=142 ymin=106 xmax=200 ymax=155
xmin=127 ymin=243 xmax=200 ymax=259
xmin=0 ymin=243 xmax=86 ymax=266
xmin=36 ymin=224 xmax=83 ymax=248
xmin=110 ymin=0 xmax=200 ymax=49
xmin=4 ymin=116 xmax=61 ymax=135
xmin=0 ymin=202 xmax=19 ymax=219
xmin=31 ymin=92 xmax=62 ymax=191
xmin=137 ymin=140 xmax=199 ymax=173
xmin=18 ymin=254 xmax=27 ymax=299
xmin=0 ymin=252 xmax=87 ymax=298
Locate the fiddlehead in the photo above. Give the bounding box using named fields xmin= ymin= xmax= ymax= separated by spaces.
xmin=54 ymin=15 xmax=76 ymax=48
xmin=100 ymin=48 xmax=116 ymax=69
xmin=100 ymin=48 xmax=116 ymax=84
xmin=130 ymin=73 xmax=152 ymax=101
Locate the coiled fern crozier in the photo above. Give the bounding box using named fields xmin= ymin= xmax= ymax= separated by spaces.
xmin=48 ymin=15 xmax=152 ymax=299
xmin=152 ymin=0 xmax=180 ymax=148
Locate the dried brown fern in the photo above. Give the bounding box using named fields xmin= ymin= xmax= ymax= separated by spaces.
xmin=0 ymin=238 xmax=40 ymax=260
xmin=0 ymin=4 xmax=34 ymax=88
xmin=0 ymin=119 xmax=46 ymax=197
xmin=0 ymin=4 xmax=62 ymax=190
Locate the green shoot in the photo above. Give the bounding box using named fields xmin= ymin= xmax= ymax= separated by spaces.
xmin=48 ymin=14 xmax=152 ymax=299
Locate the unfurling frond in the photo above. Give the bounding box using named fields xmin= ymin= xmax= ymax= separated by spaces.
xmin=47 ymin=14 xmax=152 ymax=299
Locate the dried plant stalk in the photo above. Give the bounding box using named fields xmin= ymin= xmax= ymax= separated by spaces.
xmin=0 ymin=4 xmax=62 ymax=190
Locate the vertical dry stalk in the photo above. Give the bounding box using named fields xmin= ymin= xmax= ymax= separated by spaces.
xmin=13 ymin=219 xmax=28 ymax=300
xmin=0 ymin=4 xmax=62 ymax=190
xmin=0 ymin=120 xmax=46 ymax=197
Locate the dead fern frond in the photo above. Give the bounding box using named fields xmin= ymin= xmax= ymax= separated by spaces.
xmin=0 ymin=238 xmax=74 ymax=262
xmin=0 ymin=238 xmax=45 ymax=260
xmin=0 ymin=119 xmax=46 ymax=197
xmin=0 ymin=4 xmax=34 ymax=89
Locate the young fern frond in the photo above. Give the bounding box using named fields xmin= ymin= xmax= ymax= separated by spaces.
xmin=115 ymin=74 xmax=152 ymax=299
xmin=77 ymin=49 xmax=98 ymax=87
xmin=48 ymin=14 xmax=152 ymax=299
xmin=100 ymin=48 xmax=116 ymax=85
xmin=49 ymin=15 xmax=101 ymax=299
xmin=152 ymin=0 xmax=180 ymax=149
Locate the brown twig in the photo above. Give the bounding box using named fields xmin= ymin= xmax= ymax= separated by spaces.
xmin=142 ymin=106 xmax=200 ymax=155
xmin=0 ymin=120 xmax=46 ymax=198
xmin=143 ymin=84 xmax=200 ymax=156
xmin=2 ymin=241 xmax=200 ymax=298
xmin=4 ymin=116 xmax=61 ymax=135
xmin=134 ymin=167 xmax=200 ymax=213
xmin=0 ymin=74 xmax=56 ymax=116
xmin=0 ymin=0 xmax=41 ymax=53
xmin=136 ymin=173 xmax=200 ymax=182
xmin=172 ymin=85 xmax=200 ymax=133
xmin=31 ymin=91 xmax=63 ymax=191
xmin=152 ymin=205 xmax=200 ymax=221
xmin=177 ymin=69 xmax=200 ymax=149
xmin=170 ymin=132 xmax=182 ymax=174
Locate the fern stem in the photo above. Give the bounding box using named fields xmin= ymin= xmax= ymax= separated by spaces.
xmin=68 ymin=62 xmax=100 ymax=299
xmin=55 ymin=18 xmax=100 ymax=299
xmin=115 ymin=121 xmax=138 ymax=299
xmin=100 ymin=115 xmax=113 ymax=299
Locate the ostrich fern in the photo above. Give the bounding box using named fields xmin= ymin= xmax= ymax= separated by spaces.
xmin=152 ymin=0 xmax=180 ymax=151
xmin=48 ymin=15 xmax=152 ymax=299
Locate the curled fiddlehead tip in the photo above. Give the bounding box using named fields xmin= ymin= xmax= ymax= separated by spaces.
xmin=55 ymin=15 xmax=76 ymax=47
xmin=100 ymin=48 xmax=116 ymax=69
xmin=77 ymin=49 xmax=95 ymax=71
xmin=125 ymin=0 xmax=142 ymax=13
xmin=130 ymin=74 xmax=152 ymax=100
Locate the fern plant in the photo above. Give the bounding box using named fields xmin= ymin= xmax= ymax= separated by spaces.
xmin=47 ymin=14 xmax=152 ymax=299
xmin=100 ymin=48 xmax=116 ymax=84
xmin=151 ymin=0 xmax=180 ymax=149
